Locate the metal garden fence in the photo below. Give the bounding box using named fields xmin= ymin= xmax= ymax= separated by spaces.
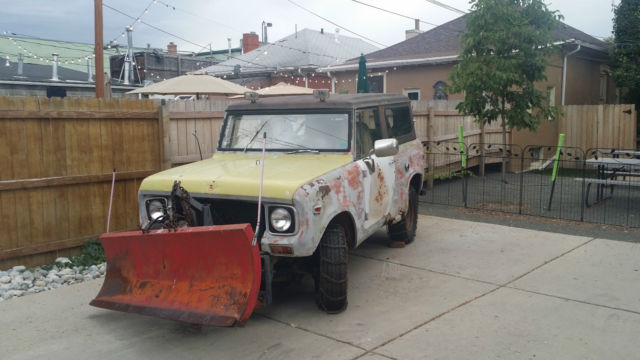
xmin=421 ymin=142 xmax=640 ymax=228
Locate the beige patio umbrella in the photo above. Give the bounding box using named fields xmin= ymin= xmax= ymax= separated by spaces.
xmin=256 ymin=82 xmax=314 ymax=96
xmin=127 ymin=73 xmax=250 ymax=96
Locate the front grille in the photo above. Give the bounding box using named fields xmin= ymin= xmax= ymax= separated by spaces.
xmin=196 ymin=198 xmax=266 ymax=238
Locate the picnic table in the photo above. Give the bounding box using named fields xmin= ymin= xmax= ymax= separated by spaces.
xmin=576 ymin=157 xmax=640 ymax=207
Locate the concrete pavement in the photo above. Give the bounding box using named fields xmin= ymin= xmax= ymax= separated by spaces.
xmin=2 ymin=215 xmax=640 ymax=359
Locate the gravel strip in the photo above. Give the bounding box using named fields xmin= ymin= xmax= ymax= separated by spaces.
xmin=0 ymin=258 xmax=105 ymax=301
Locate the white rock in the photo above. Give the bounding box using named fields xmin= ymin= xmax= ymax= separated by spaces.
xmin=0 ymin=271 xmax=8 ymax=278
xmin=31 ymin=286 xmax=44 ymax=293
xmin=0 ymin=276 xmax=10 ymax=284
xmin=47 ymin=274 xmax=62 ymax=284
xmin=34 ymin=280 xmax=46 ymax=287
xmin=48 ymin=282 xmax=61 ymax=289
xmin=12 ymin=265 xmax=26 ymax=272
xmin=61 ymin=275 xmax=74 ymax=283
xmin=58 ymin=268 xmax=73 ymax=276
xmin=89 ymin=265 xmax=99 ymax=273
xmin=22 ymin=270 xmax=34 ymax=280
xmin=12 ymin=275 xmax=24 ymax=284
xmin=74 ymin=274 xmax=84 ymax=281
xmin=6 ymin=290 xmax=24 ymax=297
xmin=83 ymin=274 xmax=93 ymax=281
xmin=16 ymin=282 xmax=30 ymax=291
xmin=55 ymin=257 xmax=71 ymax=265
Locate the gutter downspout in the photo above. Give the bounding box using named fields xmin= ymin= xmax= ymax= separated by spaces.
xmin=561 ymin=43 xmax=581 ymax=106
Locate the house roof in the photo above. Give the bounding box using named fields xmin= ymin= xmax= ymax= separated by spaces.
xmin=0 ymin=60 xmax=89 ymax=82
xmin=199 ymin=29 xmax=379 ymax=76
xmin=321 ymin=15 xmax=609 ymax=71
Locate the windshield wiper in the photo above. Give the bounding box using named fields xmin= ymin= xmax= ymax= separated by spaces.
xmin=286 ymin=149 xmax=320 ymax=154
xmin=243 ymin=121 xmax=269 ymax=153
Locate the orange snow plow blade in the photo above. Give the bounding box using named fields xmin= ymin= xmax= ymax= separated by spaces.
xmin=90 ymin=224 xmax=261 ymax=327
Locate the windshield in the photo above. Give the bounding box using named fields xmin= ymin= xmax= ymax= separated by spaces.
xmin=219 ymin=112 xmax=350 ymax=152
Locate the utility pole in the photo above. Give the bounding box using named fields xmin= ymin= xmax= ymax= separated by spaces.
xmin=94 ymin=0 xmax=104 ymax=98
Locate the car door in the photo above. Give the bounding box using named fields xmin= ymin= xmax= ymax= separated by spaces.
xmin=383 ymin=103 xmax=422 ymax=216
xmin=354 ymin=107 xmax=395 ymax=236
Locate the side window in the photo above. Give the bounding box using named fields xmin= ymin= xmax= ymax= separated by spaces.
xmin=384 ymin=105 xmax=415 ymax=143
xmin=356 ymin=108 xmax=382 ymax=158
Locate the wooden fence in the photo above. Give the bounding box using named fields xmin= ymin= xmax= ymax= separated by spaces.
xmin=0 ymin=97 xmax=160 ymax=268
xmin=1 ymin=97 xmax=637 ymax=267
xmin=163 ymin=99 xmax=231 ymax=167
xmin=559 ymin=104 xmax=637 ymax=151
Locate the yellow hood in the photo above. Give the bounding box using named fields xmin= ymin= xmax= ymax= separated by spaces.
xmin=140 ymin=152 xmax=352 ymax=200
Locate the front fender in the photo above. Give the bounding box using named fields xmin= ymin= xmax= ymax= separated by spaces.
xmin=260 ymin=162 xmax=364 ymax=257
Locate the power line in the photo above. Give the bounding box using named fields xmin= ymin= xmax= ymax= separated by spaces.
xmin=286 ymin=0 xmax=388 ymax=48
xmin=104 ymin=2 xmax=205 ymax=49
xmin=103 ymin=3 xmax=274 ymax=70
xmin=108 ymin=0 xmax=156 ymax=45
xmin=351 ymin=0 xmax=439 ymax=27
xmin=425 ymin=0 xmax=467 ymax=14
xmin=155 ymin=0 xmax=242 ymax=33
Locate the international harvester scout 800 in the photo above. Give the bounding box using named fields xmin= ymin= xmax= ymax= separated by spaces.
xmin=91 ymin=92 xmax=425 ymax=326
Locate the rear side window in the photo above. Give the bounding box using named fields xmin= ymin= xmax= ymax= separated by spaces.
xmin=384 ymin=105 xmax=415 ymax=144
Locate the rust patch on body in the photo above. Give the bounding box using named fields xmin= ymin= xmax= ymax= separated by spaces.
xmin=318 ymin=185 xmax=331 ymax=199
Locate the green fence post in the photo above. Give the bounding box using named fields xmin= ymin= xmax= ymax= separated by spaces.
xmin=547 ymin=133 xmax=565 ymax=210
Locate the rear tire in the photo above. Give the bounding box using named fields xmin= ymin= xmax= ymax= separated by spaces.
xmin=388 ymin=186 xmax=418 ymax=245
xmin=315 ymin=223 xmax=348 ymax=313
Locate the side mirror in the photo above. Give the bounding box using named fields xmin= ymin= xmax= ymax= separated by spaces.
xmin=374 ymin=138 xmax=399 ymax=158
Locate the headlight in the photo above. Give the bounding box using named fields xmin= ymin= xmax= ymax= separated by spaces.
xmin=146 ymin=199 xmax=166 ymax=220
xmin=270 ymin=207 xmax=292 ymax=232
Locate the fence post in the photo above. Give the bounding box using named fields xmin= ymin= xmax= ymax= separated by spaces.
xmin=427 ymin=106 xmax=435 ymax=189
xmin=479 ymin=121 xmax=485 ymax=177
xmin=158 ymin=100 xmax=172 ymax=170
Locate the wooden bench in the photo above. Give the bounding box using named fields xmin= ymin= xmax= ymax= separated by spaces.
xmin=574 ymin=178 xmax=640 ymax=207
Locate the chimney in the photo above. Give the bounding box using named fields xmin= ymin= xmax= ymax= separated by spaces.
xmin=405 ymin=19 xmax=421 ymax=40
xmin=320 ymin=28 xmax=324 ymax=34
xmin=17 ymin=53 xmax=23 ymax=75
xmin=167 ymin=42 xmax=177 ymax=55
xmin=242 ymin=32 xmax=259 ymax=54
xmin=51 ymin=53 xmax=59 ymax=81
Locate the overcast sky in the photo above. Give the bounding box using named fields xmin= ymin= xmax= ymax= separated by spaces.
xmin=1 ymin=0 xmax=618 ymax=53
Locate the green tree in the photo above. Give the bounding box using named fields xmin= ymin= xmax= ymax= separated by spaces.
xmin=448 ymin=0 xmax=562 ymax=179
xmin=611 ymin=0 xmax=640 ymax=112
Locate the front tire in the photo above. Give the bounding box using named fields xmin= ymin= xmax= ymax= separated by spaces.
xmin=388 ymin=186 xmax=418 ymax=245
xmin=315 ymin=223 xmax=348 ymax=313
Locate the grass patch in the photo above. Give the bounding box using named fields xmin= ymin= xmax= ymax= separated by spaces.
xmin=41 ymin=238 xmax=105 ymax=270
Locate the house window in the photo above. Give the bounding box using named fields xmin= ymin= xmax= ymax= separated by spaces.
xmin=433 ymin=81 xmax=448 ymax=100
xmin=369 ymin=75 xmax=384 ymax=93
xmin=547 ymin=86 xmax=556 ymax=106
xmin=403 ymin=89 xmax=420 ymax=100
xmin=599 ymin=74 xmax=607 ymax=104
